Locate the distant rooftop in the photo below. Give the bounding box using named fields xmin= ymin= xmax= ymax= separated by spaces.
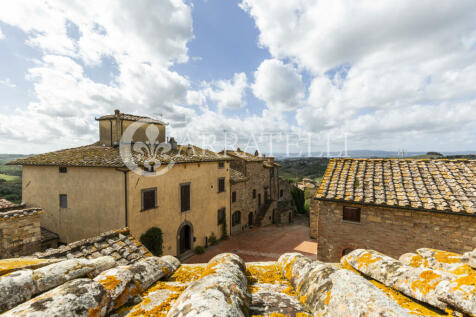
xmin=316 ymin=158 xmax=476 ymax=215
xmin=95 ymin=109 xmax=168 ymax=125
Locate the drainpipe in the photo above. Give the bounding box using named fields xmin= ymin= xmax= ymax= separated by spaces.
xmin=123 ymin=170 xmax=129 ymax=228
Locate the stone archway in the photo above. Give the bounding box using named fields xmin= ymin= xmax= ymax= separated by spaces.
xmin=177 ymin=221 xmax=194 ymax=255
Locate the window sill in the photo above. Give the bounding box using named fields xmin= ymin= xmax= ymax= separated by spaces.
xmin=141 ymin=206 xmax=158 ymax=212
xmin=341 ymin=220 xmax=361 ymax=225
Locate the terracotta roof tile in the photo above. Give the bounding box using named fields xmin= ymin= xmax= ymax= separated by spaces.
xmin=230 ymin=168 xmax=248 ymax=184
xmin=33 ymin=228 xmax=151 ymax=265
xmin=221 ymin=150 xmax=265 ymax=162
xmin=95 ymin=112 xmax=167 ymax=125
xmin=1 ymin=247 xmax=475 ymax=316
xmin=316 ymin=159 xmax=476 ymax=215
xmin=8 ymin=143 xmax=228 ymax=167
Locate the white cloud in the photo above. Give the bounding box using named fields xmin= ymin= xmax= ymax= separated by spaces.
xmin=0 ymin=0 xmax=195 ymax=150
xmin=187 ymin=72 xmax=248 ymax=111
xmin=252 ymin=59 xmax=305 ymax=112
xmin=0 ymin=78 xmax=15 ymax=88
xmin=0 ymin=27 xmax=4 ymax=39
xmin=241 ymin=0 xmax=476 ymax=150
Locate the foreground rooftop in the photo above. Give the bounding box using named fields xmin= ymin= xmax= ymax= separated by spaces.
xmin=0 ymin=246 xmax=474 ymax=316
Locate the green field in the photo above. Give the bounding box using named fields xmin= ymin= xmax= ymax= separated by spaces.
xmin=0 ymin=154 xmax=25 ymax=203
xmin=0 ymin=173 xmax=20 ymax=182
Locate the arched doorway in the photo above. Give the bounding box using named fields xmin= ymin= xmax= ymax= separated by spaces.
xmin=342 ymin=248 xmax=353 ymax=256
xmin=248 ymin=212 xmax=253 ymax=226
xmin=177 ymin=222 xmax=193 ymax=255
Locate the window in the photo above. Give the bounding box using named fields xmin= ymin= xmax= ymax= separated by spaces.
xmin=253 ymin=189 xmax=256 ymax=199
xmin=232 ymin=211 xmax=241 ymax=226
xmin=59 ymin=194 xmax=68 ymax=208
xmin=141 ymin=188 xmax=157 ymax=211
xmin=59 ymin=167 xmax=67 ymax=173
xmin=218 ymin=178 xmax=225 ymax=193
xmin=270 ymin=168 xmax=274 ymax=177
xmin=180 ymin=183 xmax=191 ymax=212
xmin=232 ymin=191 xmax=237 ymax=202
xmin=280 ymin=189 xmax=283 ymax=197
xmin=343 ymin=206 xmax=361 ymax=223
xmin=217 ymin=208 xmax=226 ymax=225
xmin=218 ymin=162 xmax=225 ymax=169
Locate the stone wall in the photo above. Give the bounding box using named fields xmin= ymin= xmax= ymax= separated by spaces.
xmin=316 ymin=200 xmax=476 ymax=262
xmin=0 ymin=213 xmax=42 ymax=259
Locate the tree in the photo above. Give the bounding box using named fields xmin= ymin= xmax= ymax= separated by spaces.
xmin=291 ymin=186 xmax=306 ymax=214
xmin=140 ymin=227 xmax=163 ymax=256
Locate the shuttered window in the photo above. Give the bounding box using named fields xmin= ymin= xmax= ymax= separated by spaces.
xmin=142 ymin=188 xmax=157 ymax=211
xmin=181 ymin=183 xmax=191 ymax=212
xmin=253 ymin=189 xmax=256 ymax=199
xmin=343 ymin=206 xmax=361 ymax=223
xmin=59 ymin=167 xmax=67 ymax=173
xmin=218 ymin=178 xmax=225 ymax=193
xmin=217 ymin=208 xmax=226 ymax=225
xmin=232 ymin=191 xmax=237 ymax=202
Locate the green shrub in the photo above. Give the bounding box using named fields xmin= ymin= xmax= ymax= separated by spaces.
xmin=291 ymin=186 xmax=305 ymax=214
xmin=221 ymin=218 xmax=228 ymax=240
xmin=140 ymin=227 xmax=163 ymax=256
xmin=209 ymin=232 xmax=217 ymax=245
xmin=194 ymin=246 xmax=205 ymax=254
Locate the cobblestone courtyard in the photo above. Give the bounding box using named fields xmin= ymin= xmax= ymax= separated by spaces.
xmin=184 ymin=215 xmax=317 ymax=263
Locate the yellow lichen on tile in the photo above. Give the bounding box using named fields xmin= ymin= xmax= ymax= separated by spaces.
xmin=96 ymin=275 xmax=122 ymax=291
xmin=356 ymin=252 xmax=380 ymax=269
xmin=168 ymin=265 xmax=204 ymax=283
xmin=0 ymin=258 xmax=53 ymax=276
xmin=369 ymin=279 xmax=447 ymax=315
xmin=410 ymin=270 xmax=441 ymax=296
xmin=432 ymin=250 xmax=461 ymax=264
xmin=246 ymin=264 xmax=283 ymax=284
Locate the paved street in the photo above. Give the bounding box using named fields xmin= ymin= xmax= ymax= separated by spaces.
xmin=184 ymin=215 xmax=317 ymax=263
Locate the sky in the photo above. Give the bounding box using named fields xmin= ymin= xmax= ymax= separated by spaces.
xmin=0 ymin=0 xmax=475 ymax=154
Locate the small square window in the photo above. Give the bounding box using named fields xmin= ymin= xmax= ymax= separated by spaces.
xmin=142 ymin=188 xmax=157 ymax=211
xmin=252 ymin=189 xmax=256 ymax=199
xmin=232 ymin=191 xmax=237 ymax=202
xmin=217 ymin=208 xmax=226 ymax=225
xmin=218 ymin=178 xmax=225 ymax=193
xmin=343 ymin=206 xmax=361 ymax=223
xmin=59 ymin=194 xmax=68 ymax=208
xmin=59 ymin=167 xmax=67 ymax=173
xmin=218 ymin=162 xmax=225 ymax=169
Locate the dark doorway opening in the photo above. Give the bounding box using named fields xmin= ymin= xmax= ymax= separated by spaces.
xmin=258 ymin=193 xmax=261 ymax=207
xmin=179 ymin=224 xmax=192 ymax=254
xmin=248 ymin=212 xmax=253 ymax=226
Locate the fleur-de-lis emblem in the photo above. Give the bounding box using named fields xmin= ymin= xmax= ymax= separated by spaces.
xmin=120 ymin=119 xmax=174 ymax=176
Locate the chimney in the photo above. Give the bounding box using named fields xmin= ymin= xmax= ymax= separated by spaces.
xmin=262 ymin=153 xmax=266 ymax=158
xmin=169 ymin=137 xmax=178 ymax=150
xmin=254 ymin=150 xmax=259 ymax=157
xmin=268 ymin=157 xmax=275 ymax=163
xmin=187 ymin=144 xmax=193 ymax=156
xmin=236 ymin=147 xmax=241 ymax=152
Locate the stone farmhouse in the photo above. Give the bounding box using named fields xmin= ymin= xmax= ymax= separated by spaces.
xmin=0 ymin=198 xmax=58 ymax=259
xmin=1 ymin=236 xmax=475 ymax=316
xmin=222 ymin=149 xmax=294 ymax=234
xmin=312 ymin=158 xmax=476 ymax=262
xmin=9 ymin=110 xmax=293 ymax=258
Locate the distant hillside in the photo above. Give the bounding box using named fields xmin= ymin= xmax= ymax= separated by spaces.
xmin=0 ymin=154 xmax=26 ymax=203
xmin=278 ymin=157 xmax=329 ymax=182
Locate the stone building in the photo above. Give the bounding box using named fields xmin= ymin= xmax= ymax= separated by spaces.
xmin=312 ymin=158 xmax=476 ymax=262
xmin=0 ymin=198 xmax=58 ymax=259
xmin=222 ymin=149 xmax=293 ymax=234
xmin=9 ymin=110 xmax=230 ymax=258
xmin=1 ymin=244 xmax=475 ymax=316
